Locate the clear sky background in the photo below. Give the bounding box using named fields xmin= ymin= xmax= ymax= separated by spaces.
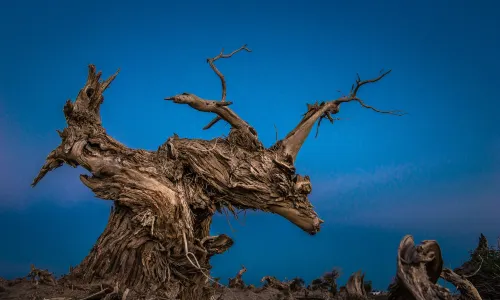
xmin=0 ymin=0 xmax=499 ymax=291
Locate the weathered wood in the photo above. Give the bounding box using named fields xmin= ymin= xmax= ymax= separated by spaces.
xmin=389 ymin=235 xmax=482 ymax=300
xmin=33 ymin=46 xmax=403 ymax=299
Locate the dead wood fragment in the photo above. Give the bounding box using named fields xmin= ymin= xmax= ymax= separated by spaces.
xmin=345 ymin=271 xmax=368 ymax=299
xmin=228 ymin=266 xmax=247 ymax=289
xmin=389 ymin=235 xmax=482 ymax=300
xmin=28 ymin=264 xmax=57 ymax=286
xmin=261 ymin=276 xmax=289 ymax=291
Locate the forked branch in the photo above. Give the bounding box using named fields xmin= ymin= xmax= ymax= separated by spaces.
xmin=165 ymin=45 xmax=257 ymax=139
xmin=274 ymin=70 xmax=405 ymax=161
xmin=164 ymin=93 xmax=254 ymax=135
xmin=203 ymin=44 xmax=252 ymax=130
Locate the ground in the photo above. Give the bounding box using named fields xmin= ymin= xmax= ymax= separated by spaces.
xmin=0 ymin=276 xmax=391 ymax=300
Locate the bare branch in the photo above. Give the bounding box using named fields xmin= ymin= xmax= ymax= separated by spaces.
xmin=351 ymin=69 xmax=391 ymax=98
xmin=273 ymin=70 xmax=405 ymax=162
xmin=333 ymin=98 xmax=405 ymax=116
xmin=464 ymin=255 xmax=484 ymax=278
xmin=441 ymin=268 xmax=482 ymax=300
xmin=164 ymin=93 xmax=254 ymax=133
xmin=315 ymin=115 xmax=342 ymax=138
xmin=203 ymin=45 xmax=252 ymax=130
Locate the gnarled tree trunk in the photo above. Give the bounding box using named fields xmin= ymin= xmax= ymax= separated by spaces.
xmin=33 ymin=46 xmax=403 ymax=299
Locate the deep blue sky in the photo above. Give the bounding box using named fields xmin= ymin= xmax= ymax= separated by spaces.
xmin=1 ymin=0 xmax=499 ymax=290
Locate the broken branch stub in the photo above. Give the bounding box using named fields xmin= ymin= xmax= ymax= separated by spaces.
xmin=228 ymin=265 xmax=247 ymax=289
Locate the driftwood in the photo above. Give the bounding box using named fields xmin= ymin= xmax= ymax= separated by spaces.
xmin=388 ymin=235 xmax=482 ymax=300
xmin=32 ymin=45 xmax=403 ymax=299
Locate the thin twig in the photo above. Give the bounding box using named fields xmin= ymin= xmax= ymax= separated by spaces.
xmin=203 ymin=45 xmax=252 ymax=130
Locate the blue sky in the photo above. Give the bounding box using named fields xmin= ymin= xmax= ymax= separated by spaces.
xmin=0 ymin=0 xmax=499 ymax=290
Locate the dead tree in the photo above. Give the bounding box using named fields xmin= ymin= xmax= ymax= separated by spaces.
xmin=388 ymin=235 xmax=482 ymax=300
xmin=32 ymin=45 xmax=403 ymax=299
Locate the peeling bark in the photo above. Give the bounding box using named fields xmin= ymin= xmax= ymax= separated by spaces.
xmin=33 ymin=46 xmax=402 ymax=299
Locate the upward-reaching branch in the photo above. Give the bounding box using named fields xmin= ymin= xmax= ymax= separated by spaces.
xmin=273 ymin=70 xmax=405 ymax=162
xmin=203 ymin=45 xmax=252 ymax=130
xmin=165 ymin=45 xmax=259 ymax=146
xmin=164 ymin=93 xmax=251 ymax=131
